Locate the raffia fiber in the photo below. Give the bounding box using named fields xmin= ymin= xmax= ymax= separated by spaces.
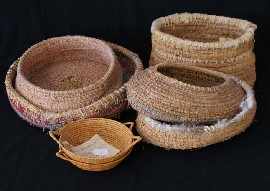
xmin=16 ymin=36 xmax=122 ymax=112
xmin=135 ymin=78 xmax=256 ymax=150
xmin=127 ymin=64 xmax=245 ymax=123
xmin=150 ymin=13 xmax=257 ymax=86
xmin=49 ymin=118 xmax=141 ymax=171
xmin=5 ymin=41 xmax=143 ymax=129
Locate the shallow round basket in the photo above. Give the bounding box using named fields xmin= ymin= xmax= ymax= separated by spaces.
xmin=5 ymin=41 xmax=143 ymax=129
xmin=127 ymin=64 xmax=245 ymax=123
xmin=49 ymin=118 xmax=141 ymax=171
xmin=136 ymin=78 xmax=256 ymax=150
xmin=16 ymin=36 xmax=122 ymax=112
xmin=150 ymin=13 xmax=257 ymax=86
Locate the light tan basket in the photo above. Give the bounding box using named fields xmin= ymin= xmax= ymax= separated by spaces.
xmin=49 ymin=118 xmax=141 ymax=171
xmin=135 ymin=78 xmax=256 ymax=150
xmin=127 ymin=64 xmax=245 ymax=123
xmin=5 ymin=41 xmax=143 ymax=129
xmin=16 ymin=36 xmax=122 ymax=112
xmin=150 ymin=13 xmax=257 ymax=86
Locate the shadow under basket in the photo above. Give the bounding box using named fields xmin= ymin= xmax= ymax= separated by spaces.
xmin=5 ymin=42 xmax=143 ymax=129
xmin=135 ymin=78 xmax=256 ymax=150
xmin=49 ymin=118 xmax=141 ymax=171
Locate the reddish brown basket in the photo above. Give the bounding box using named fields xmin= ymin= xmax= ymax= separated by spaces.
xmin=16 ymin=36 xmax=122 ymax=112
xmin=5 ymin=39 xmax=143 ymax=129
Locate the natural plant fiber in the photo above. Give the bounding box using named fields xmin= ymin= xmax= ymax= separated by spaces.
xmin=49 ymin=118 xmax=141 ymax=171
xmin=135 ymin=78 xmax=256 ymax=150
xmin=127 ymin=64 xmax=245 ymax=123
xmin=150 ymin=13 xmax=257 ymax=86
xmin=5 ymin=41 xmax=143 ymax=129
xmin=16 ymin=36 xmax=122 ymax=112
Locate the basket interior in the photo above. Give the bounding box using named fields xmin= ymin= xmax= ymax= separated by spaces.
xmin=114 ymin=50 xmax=136 ymax=83
xmin=157 ymin=65 xmax=225 ymax=87
xmin=20 ymin=37 xmax=114 ymax=91
xmin=59 ymin=120 xmax=132 ymax=152
xmin=160 ymin=17 xmax=245 ymax=42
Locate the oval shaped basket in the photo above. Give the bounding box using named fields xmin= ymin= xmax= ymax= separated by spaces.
xmin=136 ymin=78 xmax=256 ymax=150
xmin=127 ymin=64 xmax=245 ymax=123
xmin=5 ymin=41 xmax=143 ymax=129
xmin=150 ymin=13 xmax=257 ymax=86
xmin=49 ymin=118 xmax=141 ymax=171
xmin=16 ymin=36 xmax=122 ymax=112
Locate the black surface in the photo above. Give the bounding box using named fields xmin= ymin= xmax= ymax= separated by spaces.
xmin=1 ymin=0 xmax=270 ymax=190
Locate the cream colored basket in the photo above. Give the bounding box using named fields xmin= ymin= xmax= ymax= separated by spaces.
xmin=150 ymin=13 xmax=257 ymax=86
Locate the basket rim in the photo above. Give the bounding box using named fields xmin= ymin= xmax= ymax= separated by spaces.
xmin=58 ymin=117 xmax=133 ymax=137
xmin=5 ymin=42 xmax=143 ymax=128
xmin=151 ymin=13 xmax=257 ymax=49
xmin=56 ymin=146 xmax=133 ymax=171
xmin=152 ymin=63 xmax=231 ymax=92
xmin=17 ymin=36 xmax=118 ymax=94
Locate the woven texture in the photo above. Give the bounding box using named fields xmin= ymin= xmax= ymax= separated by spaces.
xmin=150 ymin=13 xmax=257 ymax=86
xmin=16 ymin=36 xmax=122 ymax=112
xmin=135 ymin=78 xmax=256 ymax=150
xmin=5 ymin=41 xmax=143 ymax=129
xmin=127 ymin=64 xmax=245 ymax=123
xmin=49 ymin=118 xmax=141 ymax=171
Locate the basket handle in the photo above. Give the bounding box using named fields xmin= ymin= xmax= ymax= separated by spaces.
xmin=123 ymin=122 xmax=134 ymax=131
xmin=49 ymin=129 xmax=62 ymax=146
xmin=56 ymin=150 xmax=76 ymax=163
xmin=56 ymin=150 xmax=69 ymax=161
xmin=127 ymin=136 xmax=142 ymax=150
xmin=56 ymin=149 xmax=90 ymax=164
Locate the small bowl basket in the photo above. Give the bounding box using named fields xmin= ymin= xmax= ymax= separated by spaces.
xmin=49 ymin=118 xmax=141 ymax=171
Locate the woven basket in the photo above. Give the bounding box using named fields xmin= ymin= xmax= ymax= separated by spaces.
xmin=49 ymin=118 xmax=141 ymax=171
xmin=127 ymin=64 xmax=245 ymax=123
xmin=136 ymin=78 xmax=256 ymax=150
xmin=150 ymin=13 xmax=257 ymax=86
xmin=5 ymin=41 xmax=143 ymax=129
xmin=16 ymin=36 xmax=122 ymax=112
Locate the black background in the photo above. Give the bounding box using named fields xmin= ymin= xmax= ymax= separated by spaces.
xmin=1 ymin=0 xmax=270 ymax=190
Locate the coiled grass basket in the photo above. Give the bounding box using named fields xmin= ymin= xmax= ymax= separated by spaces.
xmin=127 ymin=64 xmax=245 ymax=123
xmin=150 ymin=13 xmax=257 ymax=86
xmin=16 ymin=36 xmax=122 ymax=112
xmin=49 ymin=118 xmax=141 ymax=171
xmin=5 ymin=36 xmax=143 ymax=129
xmin=134 ymin=70 xmax=256 ymax=150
